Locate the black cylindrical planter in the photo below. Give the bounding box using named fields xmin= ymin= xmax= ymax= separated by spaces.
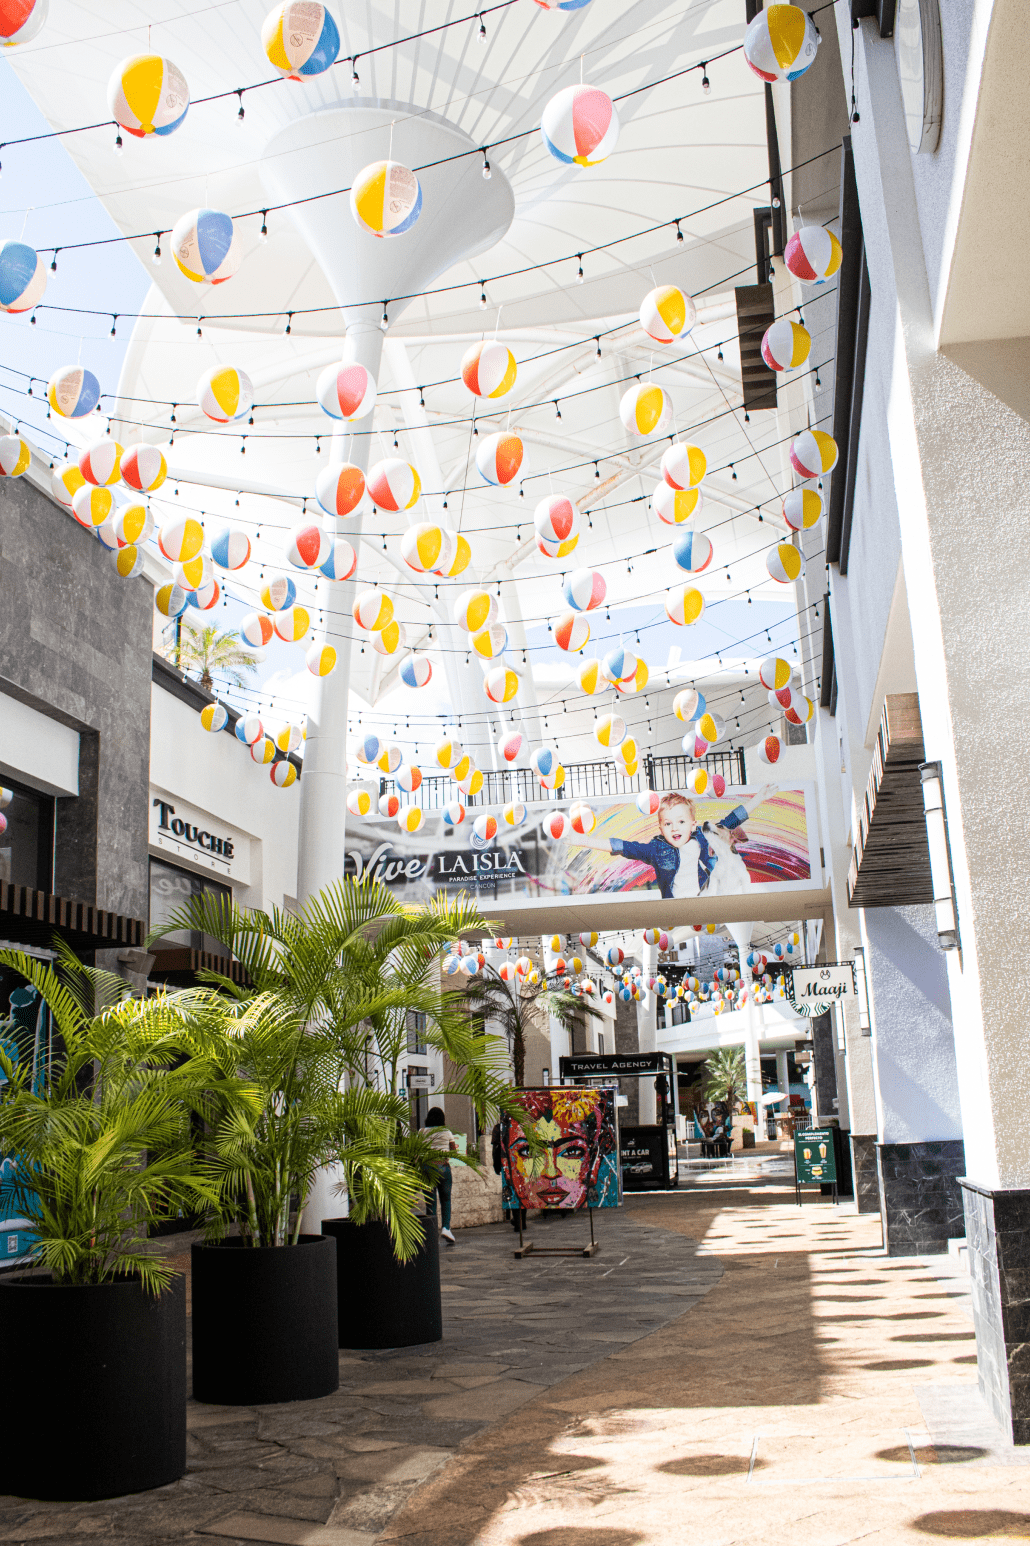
xmin=323 ymin=1215 xmax=442 ymax=1349
xmin=0 ymin=1273 xmax=186 ymax=1500
xmin=191 ymin=1235 xmax=338 ymax=1405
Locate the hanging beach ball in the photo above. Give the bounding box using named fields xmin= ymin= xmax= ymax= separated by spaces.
xmin=614 ymin=733 xmax=638 ymax=766
xmin=498 ymin=960 xmax=517 ymax=981
xmin=171 ymin=208 xmax=241 ymax=284
xmin=498 ymin=730 xmax=523 ymax=764
xmin=594 ymin=713 xmax=626 ymax=749
xmin=442 ymin=800 xmax=466 ymax=829
xmin=498 ymin=801 xmax=525 ymax=833
xmin=0 ymin=238 xmax=45 ymax=313
xmin=367 ymin=458 xmax=420 ymax=511
xmin=197 ymin=365 xmax=253 ymax=423
xmin=0 ymin=434 xmax=29 ymax=477
xmin=352 ymin=589 xmax=394 ymax=631
xmin=672 ymin=529 xmax=713 ymax=574
xmin=273 ymin=605 xmax=310 ymax=643
xmin=241 ymin=612 xmax=274 ymax=648
xmin=260 ymin=574 xmax=297 ymax=612
xmin=461 ymin=339 xmax=517 ymax=399
xmin=577 ymin=657 xmax=606 ymax=695
xmin=476 ymin=431 xmax=523 ymax=486
xmin=553 ymin=612 xmax=591 ymax=652
xmin=262 ymin=1 xmax=339 ymax=78
xmin=682 ymin=732 xmax=711 ymax=760
xmin=318 ymin=538 xmax=357 ymax=582
xmin=120 ymin=442 xmax=166 ymax=493
xmin=453 ymin=589 xmax=496 ymax=634
xmin=785 ymin=694 xmax=814 ymax=726
xmin=276 ymin=723 xmax=304 ymax=755
xmin=485 ymin=665 xmax=519 ymax=703
xmin=78 ymin=439 xmax=123 ymax=487
xmin=436 ymin=736 xmax=463 ymax=769
xmin=562 ymin=568 xmax=606 ymax=612
xmin=51 ymin=461 xmax=84 ymax=508
xmin=674 ymin=688 xmax=706 ymax=723
xmin=472 ymin=813 xmax=498 ymax=848
xmin=541 ymin=84 xmax=619 ymax=167
xmin=652 ymin=482 xmax=702 ymax=527
xmin=48 ymin=365 xmax=100 ymax=419
xmin=785 ymin=224 xmax=843 ymax=284
xmin=579 ymin=931 xmax=598 ymax=948
xmin=206 ymin=525 xmax=249 ymax=571
xmin=639 ymin=284 xmax=696 ymax=344
xmin=469 ymin=623 xmax=508 ymax=660
xmin=530 ymin=744 xmax=559 ymax=780
xmin=790 ymin=427 xmax=838 ymax=480
xmin=371 ymin=621 xmax=404 ymax=656
xmin=537 ymin=532 xmax=580 ymax=560
xmin=662 ymin=442 xmax=706 ymax=490
xmin=666 ymin=586 xmax=706 ymax=626
xmin=398 ymin=805 xmax=425 ymax=834
xmin=458 ymin=767 xmax=484 ymax=797
xmin=199 ymin=702 xmax=229 ymax=734
xmin=176 ymin=552 xmax=213 ymax=592
xmin=235 ymin=713 xmax=264 ymax=747
xmin=688 ymin=767 xmax=715 ymax=796
xmin=600 ymin=645 xmax=635 ymax=684
xmin=72 ymin=485 xmax=115 ymax=529
xmin=379 ymin=792 xmax=401 ymax=819
xmin=766 ymin=542 xmax=806 ymax=583
xmin=114 ymin=545 xmax=145 ymax=579
xmin=315 ymin=461 xmax=365 ymax=519
xmin=400 ymin=653 xmax=433 ymax=689
xmin=271 ymin=760 xmax=297 ymax=789
xmin=605 ymin=945 xmax=624 ymax=967
xmin=155 ymin=582 xmax=188 ymax=618
xmin=95 ymin=510 xmax=122 ymax=551
xmin=395 ymin=764 xmax=422 ymax=795
xmin=187 ymin=579 xmax=221 ymax=611
xmin=376 ymin=745 xmax=403 ymax=775
xmin=758 ymin=734 xmax=782 ymax=766
xmin=0 ymin=0 xmax=46 ymax=45
xmin=759 ymin=656 xmax=791 ymax=691
xmin=642 ymin=927 xmax=663 ymax=946
xmin=636 ymin=791 xmax=660 ymax=816
xmin=308 ymin=643 xmax=337 ymax=676
xmin=109 ymin=54 xmax=190 ymax=137
xmin=355 ymin=733 xmax=382 ymax=765
xmin=619 ymin=383 xmax=672 ymax=438
xmin=116 ymin=503 xmax=154 ymax=546
xmin=401 ymin=522 xmax=454 ymax=574
xmin=287 ymin=523 xmax=331 ymax=571
xmin=351 ymin=160 xmax=422 ymax=238
xmin=544 ymin=811 xmax=569 ymax=842
xmin=316 ymin=361 xmax=376 ymax=420
xmin=761 ymin=318 xmax=811 ymax=372
xmin=570 ymin=801 xmax=596 ymax=835
xmin=743 ymin=5 xmax=819 ymax=83
xmin=534 ymin=495 xmax=577 ymax=546
xmin=251 ymin=736 xmax=277 ymax=766
xmin=783 ymin=487 xmax=823 ymax=531
xmin=696 ymin=710 xmax=724 ymax=744
xmin=615 ymin=658 xmax=649 ymax=696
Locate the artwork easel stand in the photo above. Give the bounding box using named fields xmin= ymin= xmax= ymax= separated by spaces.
xmin=513 ymin=1207 xmax=598 ymax=1259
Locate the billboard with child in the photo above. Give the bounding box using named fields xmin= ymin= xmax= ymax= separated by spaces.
xmin=342 ymin=784 xmax=813 ymax=905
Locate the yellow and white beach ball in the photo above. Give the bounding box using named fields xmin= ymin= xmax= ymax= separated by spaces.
xmin=262 ymin=1 xmax=340 ymax=79
xmin=0 ymin=434 xmax=30 ymax=477
xmin=766 ymin=542 xmax=806 ymax=583
xmin=271 ymin=760 xmax=297 ymax=788
xmin=783 ymin=487 xmax=823 ymax=531
xmin=665 ymin=585 xmax=706 ymax=626
xmin=306 ymin=642 xmax=337 ymax=676
xmin=366 ymin=458 xmax=420 ymax=512
xmin=0 ymin=0 xmax=46 ymax=45
xmin=48 ymin=365 xmax=100 ymax=419
xmin=469 ymin=623 xmax=508 ymax=660
xmin=350 ymin=160 xmax=422 ymax=238
xmin=696 ymin=711 xmax=724 ymax=745
xmin=376 ymin=745 xmax=403 ymax=774
xmin=640 ymin=284 xmax=696 ymax=343
xmin=503 ymin=801 xmax=527 ymax=830
xmin=260 ymin=575 xmax=296 ymax=612
xmin=444 ymin=532 xmax=471 ymax=578
xmin=158 ymin=516 xmax=204 ymax=564
xmin=155 ymin=582 xmax=188 ymax=618
xmin=785 ymin=225 xmax=843 ymax=283
xmin=250 ymin=736 xmax=276 ymax=766
xmin=200 ymin=702 xmax=229 ymax=734
xmin=273 ymin=605 xmax=310 ymax=643
xmin=790 ymin=427 xmax=838 ymax=480
xmin=619 ymin=382 xmax=672 ymax=438
xmin=72 ymin=484 xmax=115 ymax=529
xmin=175 ymin=553 xmax=212 ymax=593
xmin=537 ymin=532 xmax=579 ymax=560
xmin=461 ymin=340 xmax=517 ymax=399
xmin=578 ymin=657 xmax=607 ymax=695
xmin=541 ymin=84 xmax=619 ymax=167
xmin=761 ymin=318 xmax=811 ymax=371
xmin=743 ymin=5 xmax=819 ymax=83
xmin=615 ymin=658 xmax=649 ymax=695
xmin=121 ymin=443 xmax=167 ymax=493
xmin=371 ymin=620 xmax=404 ymax=656
xmin=108 ymin=54 xmax=190 ymax=137
xmin=453 ymin=588 xmax=496 ymax=634
xmin=78 ymin=439 xmax=123 ymax=487
xmin=435 ymin=736 xmax=463 ymax=769
xmin=197 ymin=365 xmax=253 ymax=424
xmin=653 ymin=482 xmax=702 ymax=526
xmin=398 ymin=804 xmax=425 ymax=834
xmin=594 ymin=713 xmax=626 ymax=749
xmin=759 ymin=655 xmax=792 ymax=691
xmin=661 ymin=441 xmax=706 ymax=490
xmin=171 ymin=208 xmax=241 ymax=285
xmin=51 ymin=461 xmax=85 ymax=508
xmin=485 ymin=665 xmax=519 ymax=704
xmin=347 ymin=787 xmax=373 ymax=816
xmin=114 ymin=544 xmax=146 ymax=579
xmin=401 ymin=523 xmax=455 ymax=575
xmin=352 ymin=589 xmax=394 ymax=631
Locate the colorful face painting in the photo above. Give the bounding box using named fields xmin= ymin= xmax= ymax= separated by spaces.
xmin=501 ymin=1087 xmax=618 ymax=1211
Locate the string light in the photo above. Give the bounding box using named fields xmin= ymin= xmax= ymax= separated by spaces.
xmin=152 ymin=236 xmax=162 ymax=266
xmin=258 ymin=212 xmax=268 ymax=243
xmin=113 ymin=133 xmax=123 ymax=156
xmin=481 ymin=151 xmax=491 ymax=179
xmin=236 ymin=89 xmax=245 ymax=121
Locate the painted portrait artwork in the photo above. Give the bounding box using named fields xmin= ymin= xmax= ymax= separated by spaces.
xmin=500 ymin=1087 xmax=619 ymax=1211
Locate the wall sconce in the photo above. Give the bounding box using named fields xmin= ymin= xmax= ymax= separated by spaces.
xmin=853 ymin=946 xmax=872 ymax=1036
xmin=919 ymin=760 xmax=960 ymax=951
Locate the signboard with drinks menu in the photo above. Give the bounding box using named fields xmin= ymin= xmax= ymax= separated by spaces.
xmin=794 ymin=1126 xmax=838 ymax=1203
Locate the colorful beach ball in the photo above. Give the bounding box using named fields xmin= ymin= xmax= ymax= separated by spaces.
xmin=534 ymin=494 xmax=577 ymax=546
xmin=355 ymin=734 xmax=382 ymax=765
xmin=472 ymin=813 xmax=498 ymax=848
xmin=442 ymin=800 xmax=465 ymax=829
xmin=652 ymin=482 xmax=702 ymax=527
xmin=537 ymin=532 xmax=579 ymax=560
xmin=155 ymin=583 xmax=188 ymax=617
xmin=379 ymin=792 xmax=400 ymax=819
xmin=485 ymin=665 xmax=519 ymax=703
xmin=499 ymin=730 xmax=523 ymax=764
xmin=469 ymin=623 xmax=508 ymax=660
xmin=176 ymin=552 xmax=212 ymax=592
xmin=743 ymin=5 xmax=819 ymax=83
xmin=210 ymin=524 xmax=251 ymax=570
xmin=594 ymin=713 xmax=626 ymax=749
xmin=95 ymin=512 xmax=122 ymax=552
xmin=696 ymin=710 xmax=724 ymax=744
xmin=51 ymin=461 xmax=84 ymax=507
xmin=562 ymin=568 xmax=606 ymax=612
xmin=197 ymin=365 xmax=253 ymax=424
xmin=72 ymin=485 xmax=114 ymax=528
xmin=620 ymin=383 xmax=672 ymax=438
xmin=541 ymin=84 xmax=619 ymax=167
xmin=544 ymin=811 xmax=569 ymax=842
xmin=199 ymin=701 xmax=229 ymax=733
xmin=783 ymin=487 xmax=823 ymax=531
xmin=674 ymin=688 xmax=705 ymax=722
xmin=458 ymin=766 xmax=484 ymax=797
xmin=78 ymin=439 xmax=123 ymax=487
xmin=321 ymin=541 xmax=357 ymax=581
xmin=401 ymin=522 xmax=454 ymax=574
xmin=260 ymin=574 xmax=297 ymax=612
xmin=553 ymin=612 xmax=590 ymax=653
xmin=758 ymin=734 xmax=782 ymax=766
xmin=666 ymin=586 xmax=706 ymax=626
xmin=352 ymin=589 xmax=394 ymax=630
xmin=262 ymin=1 xmax=339 ymax=78
xmin=347 ymin=788 xmax=372 ymax=817
xmin=271 ymin=761 xmax=297 ymax=789
xmin=453 ymin=589 xmax=496 ymax=633
xmin=316 ymin=361 xmax=376 ymax=420
xmin=400 ymin=653 xmax=433 ymax=689
xmin=0 ymin=239 xmax=45 ymax=313
xmin=350 ymin=160 xmax=422 ymax=238
xmin=570 ymin=801 xmax=595 ymax=835
xmin=601 ymin=645 xmax=636 ymax=684
xmin=273 ymin=605 xmax=310 ymax=643
xmin=276 ymin=723 xmax=304 ymax=754
xmin=662 ymin=442 xmax=706 ymax=490
xmin=377 ymin=743 xmax=402 ymax=773
xmin=367 ymin=458 xmax=420 ymax=512
xmin=786 ymin=694 xmax=814 ymax=726
xmin=241 ymin=612 xmax=274 ymax=648
xmin=578 ymin=657 xmax=606 ymax=695
xmin=371 ymin=621 xmax=404 ymax=656
xmin=0 ymin=0 xmax=46 ymax=44
xmin=766 ymin=542 xmax=806 ymax=583
xmin=503 ymin=802 xmax=528 ymax=831
xmin=251 ymin=738 xmax=276 ymax=766
xmin=530 ymin=744 xmax=559 ymax=780
xmin=186 ymin=578 xmax=221 ymax=610
xmin=579 ymin=931 xmax=598 ymax=948
xmin=672 ymin=529 xmax=713 ymax=574
xmin=791 ymin=427 xmax=838 ymax=480
xmin=785 ymin=225 xmax=843 ymax=283
xmin=109 ymin=54 xmax=190 ymax=137
xmin=114 ymin=546 xmax=144 ymax=579
xmin=315 ymin=461 xmax=365 ymax=518
xmin=235 ymin=713 xmax=263 ymax=746
xmin=461 ymin=340 xmax=516 ymax=399
xmin=171 ymin=208 xmax=241 ymax=284
xmin=48 ymin=365 xmax=100 ymax=419
xmin=636 ymin=791 xmax=660 ymax=816
xmin=0 ymin=434 xmax=29 ymax=477
xmin=761 ymin=318 xmax=811 ymax=371
xmin=396 ymin=765 xmax=422 ymax=795
xmin=436 ymin=736 xmax=463 ymax=769
xmin=759 ymin=655 xmax=791 ymax=690
xmin=475 ymin=431 xmax=523 ymax=486
xmin=640 ymin=284 xmax=696 ymax=344
xmin=121 ymin=442 xmax=167 ymax=493
xmin=615 ymin=658 xmax=648 ymax=696
xmin=398 ymin=805 xmax=425 ymax=834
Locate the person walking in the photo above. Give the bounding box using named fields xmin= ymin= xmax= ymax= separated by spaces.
xmin=421 ymin=1107 xmax=458 ymax=1246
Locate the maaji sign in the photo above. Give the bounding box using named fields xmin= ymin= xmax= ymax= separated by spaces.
xmin=787 ymin=963 xmax=856 ymax=1016
xmin=344 ymin=783 xmax=814 ymax=904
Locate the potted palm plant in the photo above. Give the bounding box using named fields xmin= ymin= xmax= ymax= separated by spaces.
xmin=0 ymin=944 xmax=238 ymax=1501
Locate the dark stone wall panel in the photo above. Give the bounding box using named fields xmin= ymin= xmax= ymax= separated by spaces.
xmin=876 ymin=1139 xmax=965 ymax=1255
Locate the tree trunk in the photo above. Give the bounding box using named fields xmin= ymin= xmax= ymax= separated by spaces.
xmin=201 ymin=671 xmax=213 ymax=691
xmin=512 ymin=1018 xmax=525 ymax=1087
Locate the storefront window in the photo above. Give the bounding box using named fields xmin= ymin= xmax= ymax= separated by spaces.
xmin=149 ymin=858 xmax=231 ymax=955
xmin=0 ymin=780 xmax=53 ymax=891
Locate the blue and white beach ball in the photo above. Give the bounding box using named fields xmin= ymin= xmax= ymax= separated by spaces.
xmin=171 ymin=208 xmax=241 ymax=285
xmin=0 ymin=239 xmax=45 ymax=313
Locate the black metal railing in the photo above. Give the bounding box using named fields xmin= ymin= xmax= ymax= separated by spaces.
xmin=384 ymin=748 xmax=747 ymax=809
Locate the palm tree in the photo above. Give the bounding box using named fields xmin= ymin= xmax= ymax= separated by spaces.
xmin=463 ymin=965 xmax=600 ymax=1085
xmin=165 ymin=622 xmax=257 ymax=692
xmin=701 ymin=1045 xmax=746 ymax=1116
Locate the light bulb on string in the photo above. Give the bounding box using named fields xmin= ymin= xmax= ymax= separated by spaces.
xmin=258 ymin=212 xmax=268 ymax=243
xmin=152 ymin=236 xmax=162 ymax=266
xmin=113 ymin=133 xmax=123 ymax=156
xmin=236 ymin=90 xmax=245 ymax=121
xmin=481 ymin=152 xmax=491 ymax=179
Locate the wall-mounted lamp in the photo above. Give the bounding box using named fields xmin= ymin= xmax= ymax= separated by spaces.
xmin=919 ymin=760 xmax=960 ymax=952
xmin=853 ymin=946 xmax=872 ymax=1036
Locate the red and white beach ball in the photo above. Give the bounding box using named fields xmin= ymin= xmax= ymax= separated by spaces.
xmin=475 ymin=431 xmax=523 ymax=486
xmin=287 ymin=523 xmax=332 ymax=570
xmin=758 ymin=734 xmax=782 ymax=766
xmin=316 ymin=361 xmax=376 ymax=420
xmin=472 ymin=813 xmax=498 ymax=847
xmin=785 ymin=225 xmax=843 ymax=283
xmin=315 ymin=461 xmax=365 ymax=518
xmin=553 ymin=612 xmax=591 ymax=652
xmin=570 ymin=801 xmax=596 ymax=835
xmin=396 ymin=764 xmax=423 ymax=793
xmin=640 ymin=284 xmax=696 ymax=343
xmin=0 ymin=0 xmax=47 ymax=46
xmin=620 ymin=383 xmax=672 ymax=437
xmin=461 ymin=340 xmax=517 ymax=398
xmin=636 ymin=791 xmax=660 ymax=816
xmin=366 ymin=458 xmax=420 ymax=511
xmin=544 ymin=811 xmax=570 ymax=841
xmin=78 ymin=439 xmax=123 ymax=487
xmin=761 ymin=318 xmax=811 ymax=371
xmin=541 ymin=84 xmax=619 ymax=167
xmin=498 ymin=730 xmax=523 ymax=764
xmin=120 ymin=442 xmax=167 ymax=492
xmin=379 ymin=792 xmax=401 ymax=819
xmin=534 ymin=494 xmax=576 ymax=545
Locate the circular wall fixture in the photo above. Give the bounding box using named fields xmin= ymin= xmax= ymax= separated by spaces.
xmin=896 ymin=0 xmax=943 ymax=154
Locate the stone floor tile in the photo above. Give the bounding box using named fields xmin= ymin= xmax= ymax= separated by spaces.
xmin=197 ymin=1513 xmax=376 ymax=1545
